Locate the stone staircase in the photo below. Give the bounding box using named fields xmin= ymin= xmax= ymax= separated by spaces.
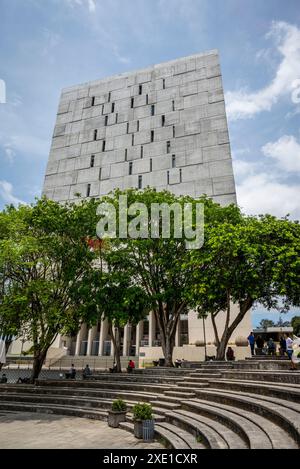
xmin=0 ymin=361 xmax=299 ymax=449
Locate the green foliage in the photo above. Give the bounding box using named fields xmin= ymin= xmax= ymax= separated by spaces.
xmin=132 ymin=402 xmax=153 ymax=421
xmin=0 ymin=197 xmax=100 ymax=379
xmin=111 ymin=399 xmax=127 ymax=412
xmin=291 ymin=316 xmax=300 ymax=336
xmin=259 ymin=319 xmax=275 ymax=329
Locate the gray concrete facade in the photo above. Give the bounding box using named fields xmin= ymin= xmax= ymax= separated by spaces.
xmin=43 ymin=49 xmax=236 ymax=205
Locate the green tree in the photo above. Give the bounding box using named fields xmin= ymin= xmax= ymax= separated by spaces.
xmin=96 ymin=188 xmax=241 ymax=366
xmin=96 ymin=272 xmax=151 ymax=372
xmin=190 ymin=214 xmax=300 ymax=360
xmin=291 ymin=316 xmax=300 ymax=336
xmin=259 ymin=319 xmax=275 ymax=329
xmin=0 ymin=198 xmax=99 ymax=382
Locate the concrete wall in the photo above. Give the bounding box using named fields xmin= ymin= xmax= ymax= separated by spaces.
xmin=43 ymin=49 xmax=236 ymax=206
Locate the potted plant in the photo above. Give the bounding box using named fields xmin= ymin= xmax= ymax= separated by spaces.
xmin=107 ymin=399 xmax=127 ymax=428
xmin=132 ymin=403 xmax=154 ymax=441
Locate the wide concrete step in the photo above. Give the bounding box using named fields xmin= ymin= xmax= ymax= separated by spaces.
xmin=169 ymin=409 xmax=247 ymax=449
xmin=35 ymin=379 xmax=176 ymax=393
xmin=149 ymin=400 xmax=181 ymax=410
xmin=222 ymin=371 xmax=300 ymax=385
xmin=164 ymin=390 xmax=196 ymax=398
xmin=208 ymin=379 xmax=300 ymax=402
xmin=194 ymin=388 xmax=300 ymax=447
xmin=176 ymin=381 xmax=210 ymax=389
xmin=119 ymin=421 xmax=197 ymax=449
xmin=183 ymin=399 xmax=272 ymax=448
xmin=0 ymin=401 xmax=108 ymax=420
xmin=155 ymin=421 xmax=205 ymax=449
xmin=187 ymin=373 xmax=222 ymax=378
xmin=0 ymin=385 xmax=160 ymax=402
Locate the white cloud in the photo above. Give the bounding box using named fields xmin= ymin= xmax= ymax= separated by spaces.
xmin=262 ymin=134 xmax=300 ymax=173
xmin=226 ymin=21 xmax=300 ymax=120
xmin=66 ymin=0 xmax=96 ymax=13
xmin=3 ymin=143 xmax=16 ymax=164
xmin=112 ymin=45 xmax=131 ymax=65
xmin=0 ymin=180 xmax=27 ymax=206
xmin=236 ymin=173 xmax=300 ymax=219
xmin=232 ymin=158 xmax=254 ymax=179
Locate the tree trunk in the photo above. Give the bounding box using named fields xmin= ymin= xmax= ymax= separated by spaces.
xmin=161 ymin=334 xmax=175 ymax=367
xmin=30 ymin=349 xmax=48 ymax=383
xmin=109 ymin=323 xmax=122 ymax=373
xmin=216 ymin=331 xmax=231 ymax=360
xmin=214 ymin=297 xmax=253 ymax=361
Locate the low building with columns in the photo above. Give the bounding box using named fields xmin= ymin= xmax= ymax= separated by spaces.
xmin=8 ymin=50 xmax=252 ymax=364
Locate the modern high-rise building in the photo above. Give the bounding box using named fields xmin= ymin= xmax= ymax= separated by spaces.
xmin=10 ymin=50 xmax=251 ymax=363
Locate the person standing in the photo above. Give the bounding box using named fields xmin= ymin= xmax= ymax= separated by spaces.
xmin=247 ymin=332 xmax=255 ymax=356
xmin=285 ymin=334 xmax=296 ymax=370
xmin=279 ymin=336 xmax=287 ymax=356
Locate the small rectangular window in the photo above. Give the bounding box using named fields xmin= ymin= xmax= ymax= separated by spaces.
xmin=127 ymin=122 xmax=129 ymax=134
xmin=129 ymin=162 xmax=133 ymax=175
xmin=141 ymin=146 xmax=143 ymax=159
xmin=125 ymin=148 xmax=128 ymax=161
xmin=179 ymin=168 xmax=182 ymax=183
xmin=151 ymin=104 xmax=155 ymax=116
xmin=99 ymin=168 xmax=102 ymax=180
xmin=111 ymin=102 xmax=115 ymax=113
xmin=93 ymin=129 xmax=98 ymax=141
xmin=104 ymin=115 xmax=108 ymax=126
xmin=172 ymin=154 xmax=176 ymax=168
xmin=163 ymin=78 xmax=165 ymax=89
xmin=146 ymin=94 xmax=149 ymax=105
xmin=162 ymin=115 xmax=165 ymax=127
xmin=115 ymin=113 xmax=118 ymax=124
xmin=90 ymin=154 xmax=95 ymax=167
xmin=150 ymin=158 xmax=152 ymax=172
xmin=131 ymin=97 xmax=134 ymax=108
xmin=132 ymin=134 xmax=134 ymax=146
xmin=139 ymin=84 xmax=142 ymax=95
xmin=137 ymin=120 xmax=139 ymax=132
xmin=166 ymin=140 xmax=170 ymax=153
xmin=101 ymin=105 xmax=104 ymax=115
xmin=173 ymin=125 xmax=175 ymax=138
xmin=151 ymin=130 xmax=154 ymax=142
xmin=91 ymin=96 xmax=95 ymax=106
xmin=102 ymin=140 xmax=106 ymax=152
xmin=87 ymin=184 xmax=91 ymax=197
xmin=167 ymin=171 xmax=169 ymax=185
xmin=138 ymin=175 xmax=142 ymax=189
xmin=172 ymin=100 xmax=175 ymax=112
xmin=108 ymin=92 xmax=111 ymax=102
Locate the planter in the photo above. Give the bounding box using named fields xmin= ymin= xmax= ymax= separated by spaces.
xmin=107 ymin=410 xmax=126 ymax=428
xmin=134 ymin=420 xmax=143 ymax=439
xmin=134 ymin=419 xmax=155 ymax=441
xmin=142 ymin=419 xmax=155 ymax=442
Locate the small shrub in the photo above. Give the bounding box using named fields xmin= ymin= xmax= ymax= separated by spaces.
xmin=111 ymin=399 xmax=127 ymax=412
xmin=194 ymin=340 xmax=205 ymax=347
xmin=132 ymin=402 xmax=153 ymax=421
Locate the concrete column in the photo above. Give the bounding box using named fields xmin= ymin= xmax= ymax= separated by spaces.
xmin=175 ymin=319 xmax=180 ymax=347
xmin=110 ymin=336 xmax=115 ymax=358
xmin=149 ymin=312 xmax=155 ymax=347
xmin=135 ymin=321 xmax=143 ymax=356
xmin=75 ymin=324 xmax=84 ymax=356
xmin=86 ymin=325 xmax=97 ymax=356
xmin=98 ymin=318 xmax=108 ymax=356
xmin=123 ymin=324 xmax=129 ymax=357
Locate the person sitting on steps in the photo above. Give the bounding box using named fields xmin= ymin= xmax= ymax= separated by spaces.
xmin=127 ymin=359 xmax=135 ymax=373
xmin=65 ymin=364 xmax=76 ymax=379
xmin=83 ymin=364 xmax=92 ymax=379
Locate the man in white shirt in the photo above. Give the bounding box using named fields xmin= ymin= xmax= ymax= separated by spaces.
xmin=285 ymin=334 xmax=296 ymax=370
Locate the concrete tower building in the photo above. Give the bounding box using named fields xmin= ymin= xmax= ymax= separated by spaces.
xmin=31 ymin=50 xmax=250 ymax=364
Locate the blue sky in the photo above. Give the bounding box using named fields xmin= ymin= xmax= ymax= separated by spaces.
xmin=0 ymin=0 xmax=299 ymax=326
